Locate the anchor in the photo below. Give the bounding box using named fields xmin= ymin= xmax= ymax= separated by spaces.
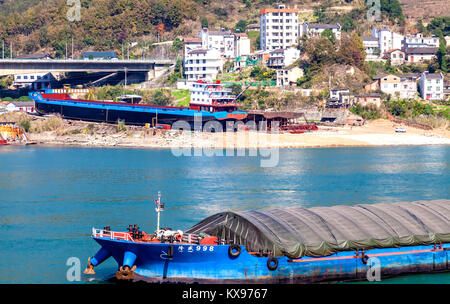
xmin=116 ymin=265 xmax=137 ymax=281
xmin=83 ymin=257 xmax=96 ymax=275
xmin=83 ymin=247 xmax=112 ymax=275
xmin=116 ymin=250 xmax=138 ymax=281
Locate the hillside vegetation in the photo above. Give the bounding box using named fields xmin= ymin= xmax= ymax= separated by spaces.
xmin=0 ymin=0 xmax=444 ymax=58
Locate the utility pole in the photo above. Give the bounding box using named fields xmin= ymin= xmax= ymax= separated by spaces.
xmin=65 ymin=42 xmax=68 ymax=60
xmin=10 ymin=41 xmax=12 ymax=59
xmin=2 ymin=41 xmax=4 ymax=60
xmin=127 ymin=43 xmax=130 ymax=60
xmin=72 ymin=37 xmax=74 ymax=60
xmin=122 ymin=43 xmax=124 ymax=60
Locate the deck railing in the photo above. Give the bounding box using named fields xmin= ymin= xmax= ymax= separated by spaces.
xmin=92 ymin=228 xmax=134 ymax=242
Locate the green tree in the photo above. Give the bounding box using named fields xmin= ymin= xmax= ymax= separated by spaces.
xmin=255 ymin=35 xmax=260 ymax=50
xmin=426 ymin=17 xmax=450 ymax=37
xmin=234 ymin=20 xmax=248 ymax=33
xmin=320 ymin=28 xmax=335 ymax=44
xmin=201 ymin=16 xmax=208 ymax=28
xmin=415 ymin=20 xmax=427 ymax=35
xmin=380 ymin=0 xmax=405 ymax=25
xmin=302 ymin=36 xmax=336 ymax=67
xmin=170 ymin=37 xmax=183 ymax=52
xmin=229 ymin=83 xmax=242 ymax=96
xmin=250 ymin=65 xmax=275 ymax=81
xmin=151 ymin=89 xmax=172 ymax=106
xmin=437 ymin=39 xmax=448 ymax=72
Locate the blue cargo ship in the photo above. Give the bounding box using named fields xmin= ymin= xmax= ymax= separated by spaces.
xmin=84 ymin=197 xmax=449 ymax=283
xmin=29 ymin=81 xmax=248 ymax=127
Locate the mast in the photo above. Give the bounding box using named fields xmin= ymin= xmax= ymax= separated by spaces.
xmin=155 ymin=191 xmax=164 ymax=232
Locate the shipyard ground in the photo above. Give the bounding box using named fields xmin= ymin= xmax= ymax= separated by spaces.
xmin=25 ymin=119 xmax=450 ymax=149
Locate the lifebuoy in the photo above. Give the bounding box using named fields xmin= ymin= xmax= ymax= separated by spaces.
xmin=361 ymin=254 xmax=369 ymax=264
xmin=267 ymin=257 xmax=278 ymax=271
xmin=228 ymin=244 xmax=241 ymax=258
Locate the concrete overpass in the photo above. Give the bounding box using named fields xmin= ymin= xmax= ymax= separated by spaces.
xmin=0 ymin=59 xmax=175 ymax=80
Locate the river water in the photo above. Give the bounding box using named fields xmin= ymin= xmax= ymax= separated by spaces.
xmin=0 ymin=145 xmax=448 ymax=283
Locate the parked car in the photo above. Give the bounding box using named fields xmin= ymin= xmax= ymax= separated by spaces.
xmin=395 ymin=127 xmax=406 ymax=133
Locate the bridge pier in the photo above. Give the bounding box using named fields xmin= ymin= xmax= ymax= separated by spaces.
xmin=146 ymin=70 xmax=155 ymax=82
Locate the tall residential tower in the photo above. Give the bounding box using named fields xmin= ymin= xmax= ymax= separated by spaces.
xmin=260 ymin=4 xmax=299 ymax=51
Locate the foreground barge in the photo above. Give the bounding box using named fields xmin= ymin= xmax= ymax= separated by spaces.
xmin=85 ymin=199 xmax=449 ymax=283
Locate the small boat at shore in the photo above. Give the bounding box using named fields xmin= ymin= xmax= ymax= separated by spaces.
xmin=0 ymin=122 xmax=28 ymax=145
xmin=84 ymin=196 xmax=449 ymax=283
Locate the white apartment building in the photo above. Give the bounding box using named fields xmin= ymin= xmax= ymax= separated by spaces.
xmin=260 ymin=4 xmax=299 ymax=51
xmin=371 ymin=27 xmax=404 ymax=57
xmin=363 ymin=36 xmax=381 ymax=60
xmin=384 ymin=49 xmax=406 ymax=66
xmin=276 ymin=66 xmax=304 ymax=87
xmin=183 ymin=49 xmax=223 ymax=81
xmin=379 ymin=74 xmax=419 ymax=99
xmin=299 ymin=23 xmax=342 ymax=41
xmin=404 ymin=33 xmax=440 ymax=48
xmin=267 ymin=47 xmax=300 ymax=69
xmin=183 ymin=37 xmax=202 ymax=57
xmin=404 ymin=47 xmax=437 ymax=63
xmin=420 ymin=72 xmax=444 ymax=101
xmin=330 ymin=88 xmax=350 ymax=100
xmin=198 ymin=29 xmax=251 ymax=58
xmin=234 ymin=33 xmax=251 ymax=57
xmin=200 ymin=28 xmax=235 ymax=58
xmin=13 ymin=72 xmax=57 ymax=90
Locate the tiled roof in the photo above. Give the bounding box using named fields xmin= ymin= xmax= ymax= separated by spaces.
xmin=12 ymin=102 xmax=35 ymax=107
xmin=356 ymin=93 xmax=381 ymax=98
xmin=183 ymin=37 xmax=202 ymax=43
xmin=260 ymin=8 xmax=299 ymax=15
xmin=309 ymin=23 xmax=340 ymax=29
xmin=17 ymin=53 xmax=51 ymax=59
xmin=385 ymin=49 xmax=403 ymax=54
xmin=423 ymin=72 xmax=443 ymax=79
xmin=404 ymin=47 xmax=437 ymax=55
xmin=188 ymin=49 xmax=208 ymax=54
xmin=362 ymin=36 xmax=378 ymax=41
xmin=208 ymin=30 xmax=233 ymax=36
xmin=373 ymin=74 xmax=389 ymax=80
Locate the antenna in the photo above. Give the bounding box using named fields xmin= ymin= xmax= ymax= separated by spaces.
xmin=155 ymin=191 xmax=164 ymax=232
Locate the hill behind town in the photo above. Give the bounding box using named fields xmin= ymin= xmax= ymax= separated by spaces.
xmin=0 ymin=0 xmax=447 ymax=58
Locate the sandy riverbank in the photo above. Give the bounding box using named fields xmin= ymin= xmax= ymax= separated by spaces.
xmin=26 ymin=119 xmax=450 ymax=149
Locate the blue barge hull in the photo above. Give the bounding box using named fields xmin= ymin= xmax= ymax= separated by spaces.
xmin=90 ymin=236 xmax=449 ymax=283
xmin=29 ymin=91 xmax=248 ymax=127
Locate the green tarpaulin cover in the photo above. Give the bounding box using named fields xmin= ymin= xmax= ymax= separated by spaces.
xmin=186 ymin=200 xmax=450 ymax=258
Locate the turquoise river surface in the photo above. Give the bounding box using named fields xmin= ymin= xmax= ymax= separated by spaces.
xmin=0 ymin=145 xmax=449 ymax=284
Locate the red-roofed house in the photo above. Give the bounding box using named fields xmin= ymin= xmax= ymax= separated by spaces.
xmin=383 ymin=49 xmax=405 ymax=65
